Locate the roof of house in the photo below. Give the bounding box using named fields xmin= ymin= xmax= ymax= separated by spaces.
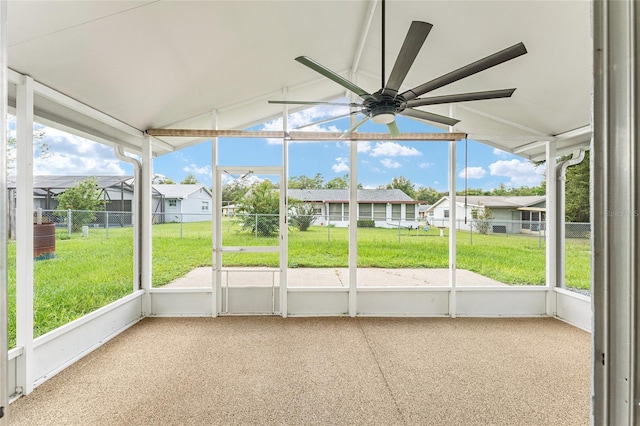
xmin=153 ymin=184 xmax=211 ymax=199
xmin=428 ymin=195 xmax=546 ymax=211
xmin=288 ymin=189 xmax=415 ymax=203
xmin=7 ymin=175 xmax=134 ymax=191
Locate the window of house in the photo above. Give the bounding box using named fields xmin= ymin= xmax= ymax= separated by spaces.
xmin=359 ymin=203 xmax=372 ymax=219
xmin=329 ymin=203 xmax=342 ymax=220
xmin=406 ymin=205 xmax=415 ymax=220
xmin=168 ymin=199 xmax=177 ymax=207
xmin=373 ymin=203 xmax=386 ymax=219
xmin=391 ymin=204 xmax=402 ymax=220
xmin=444 ymin=209 xmax=450 ymax=218
xmin=202 ymin=201 xmax=209 ymax=211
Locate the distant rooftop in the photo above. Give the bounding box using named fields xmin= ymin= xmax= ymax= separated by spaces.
xmin=288 ymin=189 xmax=415 ymax=203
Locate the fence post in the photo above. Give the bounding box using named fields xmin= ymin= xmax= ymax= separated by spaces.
xmin=105 ymin=211 xmax=109 ymax=239
xmin=538 ymin=221 xmax=542 ymax=248
xmin=397 ymin=218 xmax=401 ymax=243
xmin=470 ymin=219 xmax=473 ymax=245
xmin=180 ymin=213 xmax=183 ymax=239
xmin=67 ymin=209 xmax=72 ymax=235
xmin=327 ymin=215 xmax=331 ymax=242
xmin=255 ymin=213 xmax=258 ymax=238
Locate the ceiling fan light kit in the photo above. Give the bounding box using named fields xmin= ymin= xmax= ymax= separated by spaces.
xmin=269 ymin=1 xmax=527 ymax=136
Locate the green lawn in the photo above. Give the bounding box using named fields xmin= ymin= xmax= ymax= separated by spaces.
xmin=6 ymin=220 xmax=591 ymax=348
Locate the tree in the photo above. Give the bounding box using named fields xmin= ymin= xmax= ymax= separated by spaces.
xmin=222 ymin=180 xmax=249 ymax=205
xmin=564 ymin=150 xmax=590 ymax=222
xmin=288 ymin=173 xmax=324 ymax=189
xmin=325 ymin=175 xmax=349 ymax=189
xmin=55 ymin=177 xmax=105 ymax=232
xmin=152 ymin=174 xmax=175 ymax=184
xmin=237 ymin=181 xmax=280 ymax=236
xmin=288 ymin=199 xmax=316 ymax=231
xmin=472 ymin=206 xmax=494 ymax=235
xmin=7 ymin=121 xmax=48 ymax=174
xmin=414 ymin=187 xmax=442 ymax=204
xmin=180 ymin=173 xmax=199 ymax=184
xmin=385 ymin=176 xmax=416 ymax=199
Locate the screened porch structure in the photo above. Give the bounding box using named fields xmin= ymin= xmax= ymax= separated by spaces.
xmin=0 ymin=1 xmax=638 ymax=424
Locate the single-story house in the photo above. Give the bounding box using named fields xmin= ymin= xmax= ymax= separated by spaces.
xmin=287 ymin=188 xmax=419 ymax=229
xmin=427 ymin=195 xmax=546 ymax=234
xmin=7 ymin=175 xmax=213 ymax=225
xmin=152 ymin=184 xmax=213 ymax=223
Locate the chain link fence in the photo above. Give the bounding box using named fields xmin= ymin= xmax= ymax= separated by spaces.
xmin=22 ymin=210 xmax=591 ymax=243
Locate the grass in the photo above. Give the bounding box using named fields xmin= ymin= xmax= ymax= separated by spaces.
xmin=6 ymin=219 xmax=591 ymax=348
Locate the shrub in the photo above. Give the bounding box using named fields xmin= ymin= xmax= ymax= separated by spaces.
xmin=357 ymin=219 xmax=375 ymax=228
xmin=288 ymin=200 xmax=316 ymax=231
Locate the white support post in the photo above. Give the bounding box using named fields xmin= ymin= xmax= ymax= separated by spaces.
xmin=212 ymin=112 xmax=220 ymax=317
xmin=448 ymin=141 xmax=457 ymax=318
xmin=0 ymin=0 xmax=9 ymax=420
xmin=140 ymin=135 xmax=153 ymax=315
xmin=280 ymin=95 xmax=288 ymax=318
xmin=448 ymin=106 xmax=457 ymax=318
xmin=15 ymin=75 xmax=34 ymax=396
xmin=545 ymin=140 xmax=557 ymax=316
xmin=593 ymin=1 xmax=640 ymax=423
xmin=555 ymin=149 xmax=586 ymax=289
xmin=349 ymin=139 xmax=358 ymax=316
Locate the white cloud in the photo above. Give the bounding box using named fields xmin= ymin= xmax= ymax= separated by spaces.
xmin=32 ymin=128 xmax=127 ymax=175
xmin=492 ymin=148 xmax=510 ymax=158
xmin=459 ymin=166 xmax=487 ymax=179
xmin=332 ymin=157 xmax=349 ymax=173
xmin=183 ymin=164 xmax=212 ymax=176
xmin=489 ymin=159 xmax=544 ymax=186
xmin=380 ymin=158 xmax=401 ymax=169
xmin=370 ymin=142 xmax=421 ymax=157
xmin=419 ymin=162 xmax=433 ymax=169
xmin=357 ymin=141 xmax=371 ymax=153
xmin=262 ymin=104 xmax=346 ymax=144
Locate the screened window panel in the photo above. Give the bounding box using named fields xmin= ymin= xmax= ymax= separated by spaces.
xmin=373 ymin=204 xmax=386 ymax=219
xmin=406 ymin=205 xmax=415 ymax=219
xmin=359 ymin=203 xmax=372 ymax=219
xmin=391 ymin=204 xmax=401 ymax=220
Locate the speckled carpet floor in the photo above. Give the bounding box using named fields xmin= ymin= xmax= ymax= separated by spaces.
xmin=8 ymin=317 xmax=591 ymax=425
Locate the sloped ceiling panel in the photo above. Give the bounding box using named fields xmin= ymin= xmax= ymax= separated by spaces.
xmin=6 ymin=1 xmax=591 ymax=158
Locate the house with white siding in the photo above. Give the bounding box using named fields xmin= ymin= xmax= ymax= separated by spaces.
xmin=153 ymin=184 xmax=213 ymax=223
xmin=287 ymin=189 xmax=419 ymax=229
xmin=427 ymin=195 xmax=546 ymax=234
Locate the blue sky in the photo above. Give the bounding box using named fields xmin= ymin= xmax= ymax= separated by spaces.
xmin=17 ymin=104 xmax=545 ymax=192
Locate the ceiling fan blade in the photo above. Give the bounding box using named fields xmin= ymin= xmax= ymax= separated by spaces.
xmin=401 ymin=108 xmax=460 ymax=127
xmin=294 ymin=111 xmax=361 ymax=129
xmin=296 ymin=56 xmax=374 ymax=101
xmin=386 ymin=121 xmax=401 ymax=137
xmin=401 ymin=42 xmax=527 ymax=101
xmin=339 ymin=116 xmax=371 ymax=139
xmin=269 ymin=100 xmax=361 ymax=107
xmin=407 ymin=88 xmax=516 ymax=107
xmin=382 ymin=21 xmax=433 ymax=98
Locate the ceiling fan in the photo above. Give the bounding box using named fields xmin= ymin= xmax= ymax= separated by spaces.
xmin=269 ymin=1 xmax=527 ymax=136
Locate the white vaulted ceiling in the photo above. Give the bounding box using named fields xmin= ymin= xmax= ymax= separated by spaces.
xmin=6 ymin=1 xmax=591 ymax=160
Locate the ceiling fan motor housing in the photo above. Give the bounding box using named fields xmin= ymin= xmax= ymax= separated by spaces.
xmin=364 ymin=92 xmax=406 ymax=124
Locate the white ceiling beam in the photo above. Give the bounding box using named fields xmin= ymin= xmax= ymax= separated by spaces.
xmin=351 ymin=0 xmax=379 ymax=77
xmin=32 ymin=79 xmax=143 ymax=138
xmin=554 ymin=125 xmax=591 ymax=140
xmin=513 ymin=140 xmax=551 ymax=154
xmin=146 ymin=128 xmax=466 ymax=141
xmin=458 ymin=104 xmax=551 ymax=137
